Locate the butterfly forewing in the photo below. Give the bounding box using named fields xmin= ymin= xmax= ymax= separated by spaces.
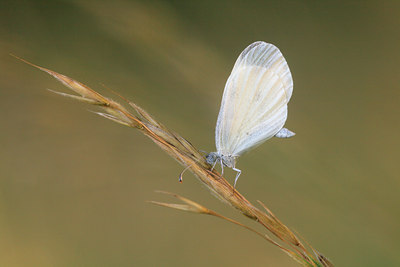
xmin=231 ymin=41 xmax=293 ymax=102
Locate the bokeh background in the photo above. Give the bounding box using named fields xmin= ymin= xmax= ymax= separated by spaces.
xmin=1 ymin=0 xmax=399 ymax=266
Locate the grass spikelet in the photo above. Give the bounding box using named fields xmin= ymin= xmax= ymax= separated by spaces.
xmin=14 ymin=55 xmax=332 ymax=267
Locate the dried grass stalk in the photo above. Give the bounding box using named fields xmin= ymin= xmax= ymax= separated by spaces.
xmin=13 ymin=55 xmax=333 ymax=267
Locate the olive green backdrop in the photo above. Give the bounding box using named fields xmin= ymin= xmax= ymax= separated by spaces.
xmin=1 ymin=0 xmax=399 ymax=266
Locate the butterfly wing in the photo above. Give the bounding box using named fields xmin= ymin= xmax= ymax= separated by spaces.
xmin=215 ymin=42 xmax=293 ymax=156
xmin=230 ymin=41 xmax=293 ymax=102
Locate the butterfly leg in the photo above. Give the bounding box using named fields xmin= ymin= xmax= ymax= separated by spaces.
xmin=220 ymin=158 xmax=224 ymax=176
xmin=211 ymin=159 xmax=218 ymax=171
xmin=232 ymin=167 xmax=242 ymax=189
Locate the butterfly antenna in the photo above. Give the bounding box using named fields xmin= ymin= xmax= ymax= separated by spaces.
xmin=178 ymin=165 xmax=191 ymax=183
xmin=198 ymin=149 xmax=208 ymax=154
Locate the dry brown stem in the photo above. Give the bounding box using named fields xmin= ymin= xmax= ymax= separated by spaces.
xmin=13 ymin=55 xmax=333 ymax=267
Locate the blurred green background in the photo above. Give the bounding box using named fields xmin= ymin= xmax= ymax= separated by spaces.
xmin=1 ymin=0 xmax=399 ymax=266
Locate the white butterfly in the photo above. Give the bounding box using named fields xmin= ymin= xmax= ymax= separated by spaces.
xmin=205 ymin=41 xmax=295 ymax=187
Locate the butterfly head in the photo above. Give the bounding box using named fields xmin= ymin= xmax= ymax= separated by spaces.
xmin=205 ymin=152 xmax=219 ymax=165
xmin=205 ymin=152 xmax=236 ymax=168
